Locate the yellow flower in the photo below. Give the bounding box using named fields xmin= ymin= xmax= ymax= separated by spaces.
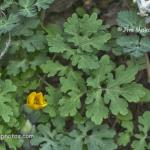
xmin=27 ymin=92 xmax=48 ymax=110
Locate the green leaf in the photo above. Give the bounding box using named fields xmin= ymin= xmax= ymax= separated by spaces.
xmin=64 ymin=13 xmax=80 ymax=36
xmin=31 ymin=124 xmax=67 ymax=150
xmin=64 ymin=14 xmax=111 ymax=53
xmin=59 ymin=91 xmax=82 ymax=117
xmin=21 ymin=120 xmax=32 ymax=134
xmin=1 ymin=79 xmax=17 ymax=94
xmin=51 ymin=117 xmax=65 ymax=132
xmin=35 ymin=0 xmax=54 ymax=11
xmin=59 ymin=70 xmax=86 ymax=117
xmin=73 ymin=55 xmax=99 ymax=70
xmin=117 ymin=132 xmax=130 ymax=146
xmin=60 ymin=69 xmax=86 ymax=93
xmin=64 ymin=13 xmax=111 ymax=52
xmin=117 ymin=35 xmax=150 ymax=57
xmin=0 ymin=80 xmax=17 ymax=122
xmin=40 ymin=60 xmax=67 ymax=77
xmin=60 ymin=123 xmax=116 ymax=150
xmin=21 ymin=31 xmax=46 ymax=52
xmin=19 ymin=0 xmax=37 ymax=17
xmin=48 ymin=34 xmax=71 ymax=53
xmin=47 ymin=13 xmax=111 ymax=70
xmin=85 ymin=125 xmax=117 ymax=150
xmin=104 ymin=65 xmax=145 ymax=115
xmin=132 ymin=111 xmax=150 ymax=150
xmin=117 ymin=111 xmax=133 ymax=121
xmin=5 ymin=138 xmax=23 ymax=150
xmin=64 ymin=13 xmax=102 ymax=36
xmin=141 ymin=88 xmax=150 ymax=102
xmin=138 ymin=111 xmax=150 ymax=134
xmin=117 ymin=10 xmax=145 ymax=30
xmin=79 ymin=13 xmax=102 ymax=36
xmin=118 ymin=111 xmax=134 ymax=133
xmin=0 ymin=14 xmax=19 ymax=35
xmin=45 ymin=24 xmax=62 ymax=36
xmin=87 ymin=55 xmax=145 ymax=120
xmin=12 ymin=18 xmax=40 ymax=36
xmin=43 ymin=86 xmax=61 ymax=117
xmin=68 ymin=33 xmax=111 ymax=53
xmin=7 ymin=59 xmax=29 ymax=76
xmin=0 ymin=144 xmax=6 ymax=150
xmin=11 ymin=70 xmax=38 ymax=94
xmin=61 ymin=130 xmax=83 ymax=150
xmin=30 ymin=53 xmax=49 ymax=70
xmin=0 ymin=0 xmax=13 ymax=10
xmin=132 ymin=137 xmax=147 ymax=150
xmin=87 ymin=55 xmax=114 ymax=88
xmin=86 ymin=90 xmax=109 ymax=125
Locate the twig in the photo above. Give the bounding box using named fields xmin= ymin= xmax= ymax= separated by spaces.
xmin=0 ymin=33 xmax=11 ymax=60
xmin=112 ymin=118 xmax=118 ymax=129
xmin=145 ymin=52 xmax=150 ymax=83
xmin=0 ymin=9 xmax=7 ymax=18
xmin=38 ymin=75 xmax=51 ymax=87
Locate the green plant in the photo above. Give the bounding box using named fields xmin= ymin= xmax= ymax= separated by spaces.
xmin=47 ymin=13 xmax=111 ymax=70
xmin=0 ymin=0 xmax=53 ymax=149
xmin=117 ymin=10 xmax=150 ymax=83
xmin=0 ymin=79 xmax=23 ymax=149
xmin=40 ymin=12 xmax=150 ymax=150
xmin=132 ymin=111 xmax=150 ymax=150
xmin=0 ymin=1 xmax=150 ymax=150
xmin=31 ymin=122 xmax=117 ymax=150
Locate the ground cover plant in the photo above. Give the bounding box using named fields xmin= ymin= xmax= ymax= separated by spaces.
xmin=0 ymin=0 xmax=150 ymax=150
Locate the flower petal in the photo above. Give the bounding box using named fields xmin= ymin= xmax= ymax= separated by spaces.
xmin=27 ymin=92 xmax=48 ymax=110
xmin=27 ymin=92 xmax=36 ymax=105
xmin=29 ymin=104 xmax=47 ymax=110
xmin=36 ymin=92 xmax=44 ymax=104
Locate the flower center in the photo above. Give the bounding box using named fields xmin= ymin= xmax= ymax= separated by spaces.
xmin=34 ymin=97 xmax=41 ymax=105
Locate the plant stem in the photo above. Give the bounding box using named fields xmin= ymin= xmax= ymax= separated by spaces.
xmin=38 ymin=75 xmax=51 ymax=87
xmin=145 ymin=53 xmax=150 ymax=83
xmin=0 ymin=33 xmax=11 ymax=60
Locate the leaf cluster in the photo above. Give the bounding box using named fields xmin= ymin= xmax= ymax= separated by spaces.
xmin=0 ymin=1 xmax=150 ymax=150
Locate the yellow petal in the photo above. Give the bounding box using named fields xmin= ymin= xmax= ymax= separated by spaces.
xmin=27 ymin=92 xmax=48 ymax=110
xmin=27 ymin=92 xmax=36 ymax=105
xmin=28 ymin=104 xmax=42 ymax=110
xmin=36 ymin=92 xmax=44 ymax=105
xmin=28 ymin=103 xmax=47 ymax=110
xmin=41 ymin=102 xmax=48 ymax=107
